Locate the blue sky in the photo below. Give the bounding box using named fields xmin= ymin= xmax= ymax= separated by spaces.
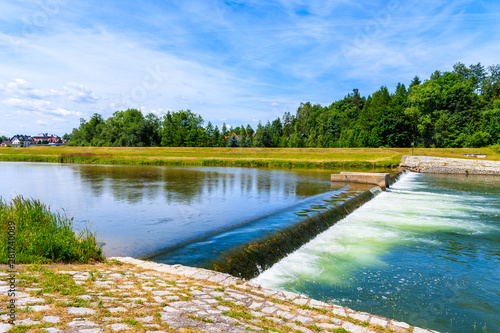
xmin=1 ymin=0 xmax=499 ymax=137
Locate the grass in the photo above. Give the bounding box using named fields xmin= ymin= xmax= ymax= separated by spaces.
xmin=1 ymin=146 xmax=499 ymax=169
xmin=0 ymin=195 xmax=104 ymax=264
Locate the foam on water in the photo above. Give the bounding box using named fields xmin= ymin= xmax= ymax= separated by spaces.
xmin=253 ymin=172 xmax=500 ymax=332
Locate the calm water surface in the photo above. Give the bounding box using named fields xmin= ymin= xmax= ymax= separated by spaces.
xmin=0 ymin=162 xmax=337 ymax=257
xmin=254 ymin=172 xmax=500 ymax=332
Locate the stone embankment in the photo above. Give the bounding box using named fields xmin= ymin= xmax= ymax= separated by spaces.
xmin=401 ymin=155 xmax=500 ymax=174
xmin=1 ymin=257 xmax=437 ymax=333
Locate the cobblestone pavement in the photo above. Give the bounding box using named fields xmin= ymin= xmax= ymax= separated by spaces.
xmin=0 ymin=257 xmax=439 ymax=333
xmin=401 ymin=155 xmax=500 ymax=174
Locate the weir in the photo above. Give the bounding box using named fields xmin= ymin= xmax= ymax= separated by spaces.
xmin=146 ymin=170 xmax=405 ymax=280
xmin=209 ymin=171 xmax=405 ymax=279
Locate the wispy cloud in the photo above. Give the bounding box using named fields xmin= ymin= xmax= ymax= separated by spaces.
xmin=0 ymin=0 xmax=499 ymax=136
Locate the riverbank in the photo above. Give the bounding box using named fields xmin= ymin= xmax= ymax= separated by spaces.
xmin=1 ymin=257 xmax=437 ymax=333
xmin=1 ymin=146 xmax=499 ymax=169
xmin=401 ymin=155 xmax=500 ymax=174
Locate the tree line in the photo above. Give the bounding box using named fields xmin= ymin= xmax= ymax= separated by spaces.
xmin=69 ymin=62 xmax=500 ymax=148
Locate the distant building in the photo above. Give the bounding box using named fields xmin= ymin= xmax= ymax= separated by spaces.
xmin=223 ymin=133 xmax=239 ymax=140
xmin=10 ymin=135 xmax=33 ymax=147
xmin=32 ymin=133 xmax=61 ymax=144
xmin=1 ymin=140 xmax=12 ymax=147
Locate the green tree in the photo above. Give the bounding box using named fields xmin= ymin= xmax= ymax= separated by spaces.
xmin=228 ymin=133 xmax=239 ymax=147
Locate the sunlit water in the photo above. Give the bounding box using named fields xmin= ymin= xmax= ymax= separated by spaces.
xmin=253 ymin=172 xmax=500 ymax=332
xmin=0 ymin=162 xmax=345 ymax=257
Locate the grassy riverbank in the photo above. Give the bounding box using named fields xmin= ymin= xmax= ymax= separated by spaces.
xmin=0 ymin=196 xmax=104 ymax=264
xmin=1 ymin=146 xmax=499 ymax=168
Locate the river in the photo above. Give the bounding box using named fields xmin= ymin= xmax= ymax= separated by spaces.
xmin=1 ymin=162 xmax=498 ymax=332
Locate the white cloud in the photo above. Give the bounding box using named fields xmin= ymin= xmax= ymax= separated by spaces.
xmin=2 ymin=98 xmax=51 ymax=110
xmin=63 ymin=82 xmax=98 ymax=103
xmin=0 ymin=78 xmax=98 ymax=103
xmin=35 ymin=120 xmax=49 ymax=125
xmin=51 ymin=108 xmax=83 ymax=117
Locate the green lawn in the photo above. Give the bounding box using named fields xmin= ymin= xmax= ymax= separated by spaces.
xmin=0 ymin=146 xmax=499 ymax=169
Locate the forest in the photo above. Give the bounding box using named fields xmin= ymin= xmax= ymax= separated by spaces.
xmin=69 ymin=62 xmax=500 ymax=148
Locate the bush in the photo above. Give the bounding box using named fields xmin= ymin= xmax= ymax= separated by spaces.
xmin=66 ymin=141 xmax=76 ymax=146
xmin=0 ymin=196 xmax=104 ymax=264
xmin=466 ymin=131 xmax=492 ymax=148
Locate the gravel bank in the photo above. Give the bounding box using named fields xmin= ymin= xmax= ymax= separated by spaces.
xmin=400 ymin=155 xmax=500 ymax=174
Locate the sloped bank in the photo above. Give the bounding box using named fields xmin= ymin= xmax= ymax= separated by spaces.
xmin=401 ymin=155 xmax=500 ymax=174
xmin=115 ymin=257 xmax=438 ymax=333
xmin=0 ymin=258 xmax=437 ymax=333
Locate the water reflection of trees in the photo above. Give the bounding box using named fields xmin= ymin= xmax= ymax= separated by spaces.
xmin=76 ymin=165 xmax=332 ymax=205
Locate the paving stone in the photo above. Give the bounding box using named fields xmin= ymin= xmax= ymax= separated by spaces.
xmin=78 ymin=329 xmax=103 ymax=333
xmin=350 ymin=312 xmax=370 ymax=322
xmin=43 ymin=328 xmax=63 ymax=333
xmin=261 ymin=306 xmax=278 ymax=314
xmin=29 ymin=305 xmax=51 ymax=311
xmin=78 ymin=295 xmax=93 ymax=300
xmin=293 ymin=298 xmax=309 ymax=306
xmin=413 ymin=328 xmax=432 ymax=333
xmin=318 ymin=322 xmax=341 ymax=329
xmin=370 ymin=316 xmax=388 ymax=328
xmin=43 ymin=316 xmax=61 ymax=323
xmin=389 ymin=320 xmax=411 ymax=332
xmin=17 ymin=297 xmax=45 ymax=305
xmin=109 ymin=307 xmax=127 ymax=313
xmin=296 ymin=315 xmax=314 ymax=324
xmin=108 ymin=323 xmax=131 ymax=331
xmin=275 ymin=310 xmax=295 ymax=320
xmin=332 ymin=306 xmax=347 ymax=317
xmin=135 ymin=316 xmax=154 ymax=322
xmin=342 ymin=321 xmax=368 ymax=333
xmin=314 ymin=314 xmax=331 ymax=321
xmin=68 ymin=307 xmax=96 ymax=315
xmin=67 ymin=320 xmax=99 ymax=328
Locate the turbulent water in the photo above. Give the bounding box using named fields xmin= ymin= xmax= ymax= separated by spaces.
xmin=253 ymin=172 xmax=500 ymax=332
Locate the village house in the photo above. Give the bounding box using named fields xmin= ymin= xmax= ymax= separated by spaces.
xmin=10 ymin=135 xmax=34 ymax=147
xmin=32 ymin=133 xmax=62 ymax=144
xmin=0 ymin=140 xmax=12 ymax=147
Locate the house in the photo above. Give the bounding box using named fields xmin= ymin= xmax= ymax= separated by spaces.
xmin=32 ymin=133 xmax=61 ymax=144
xmin=1 ymin=140 xmax=12 ymax=147
xmin=10 ymin=135 xmax=33 ymax=147
xmin=223 ymin=133 xmax=239 ymax=140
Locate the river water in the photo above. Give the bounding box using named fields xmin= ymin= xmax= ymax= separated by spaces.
xmin=254 ymin=172 xmax=500 ymax=332
xmin=0 ymin=162 xmax=338 ymax=257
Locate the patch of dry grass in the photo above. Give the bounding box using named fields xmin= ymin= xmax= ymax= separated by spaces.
xmin=1 ymin=146 xmax=498 ymax=169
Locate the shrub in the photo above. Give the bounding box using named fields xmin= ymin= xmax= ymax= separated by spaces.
xmin=66 ymin=141 xmax=76 ymax=146
xmin=0 ymin=196 xmax=104 ymax=264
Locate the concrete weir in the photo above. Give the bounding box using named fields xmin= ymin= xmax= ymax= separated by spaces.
xmin=331 ymin=172 xmax=391 ymax=189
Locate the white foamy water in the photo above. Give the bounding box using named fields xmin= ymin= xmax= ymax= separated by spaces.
xmin=253 ymin=171 xmax=496 ymax=290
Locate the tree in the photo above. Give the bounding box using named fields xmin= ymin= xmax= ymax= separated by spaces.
xmin=228 ymin=133 xmax=239 ymax=147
